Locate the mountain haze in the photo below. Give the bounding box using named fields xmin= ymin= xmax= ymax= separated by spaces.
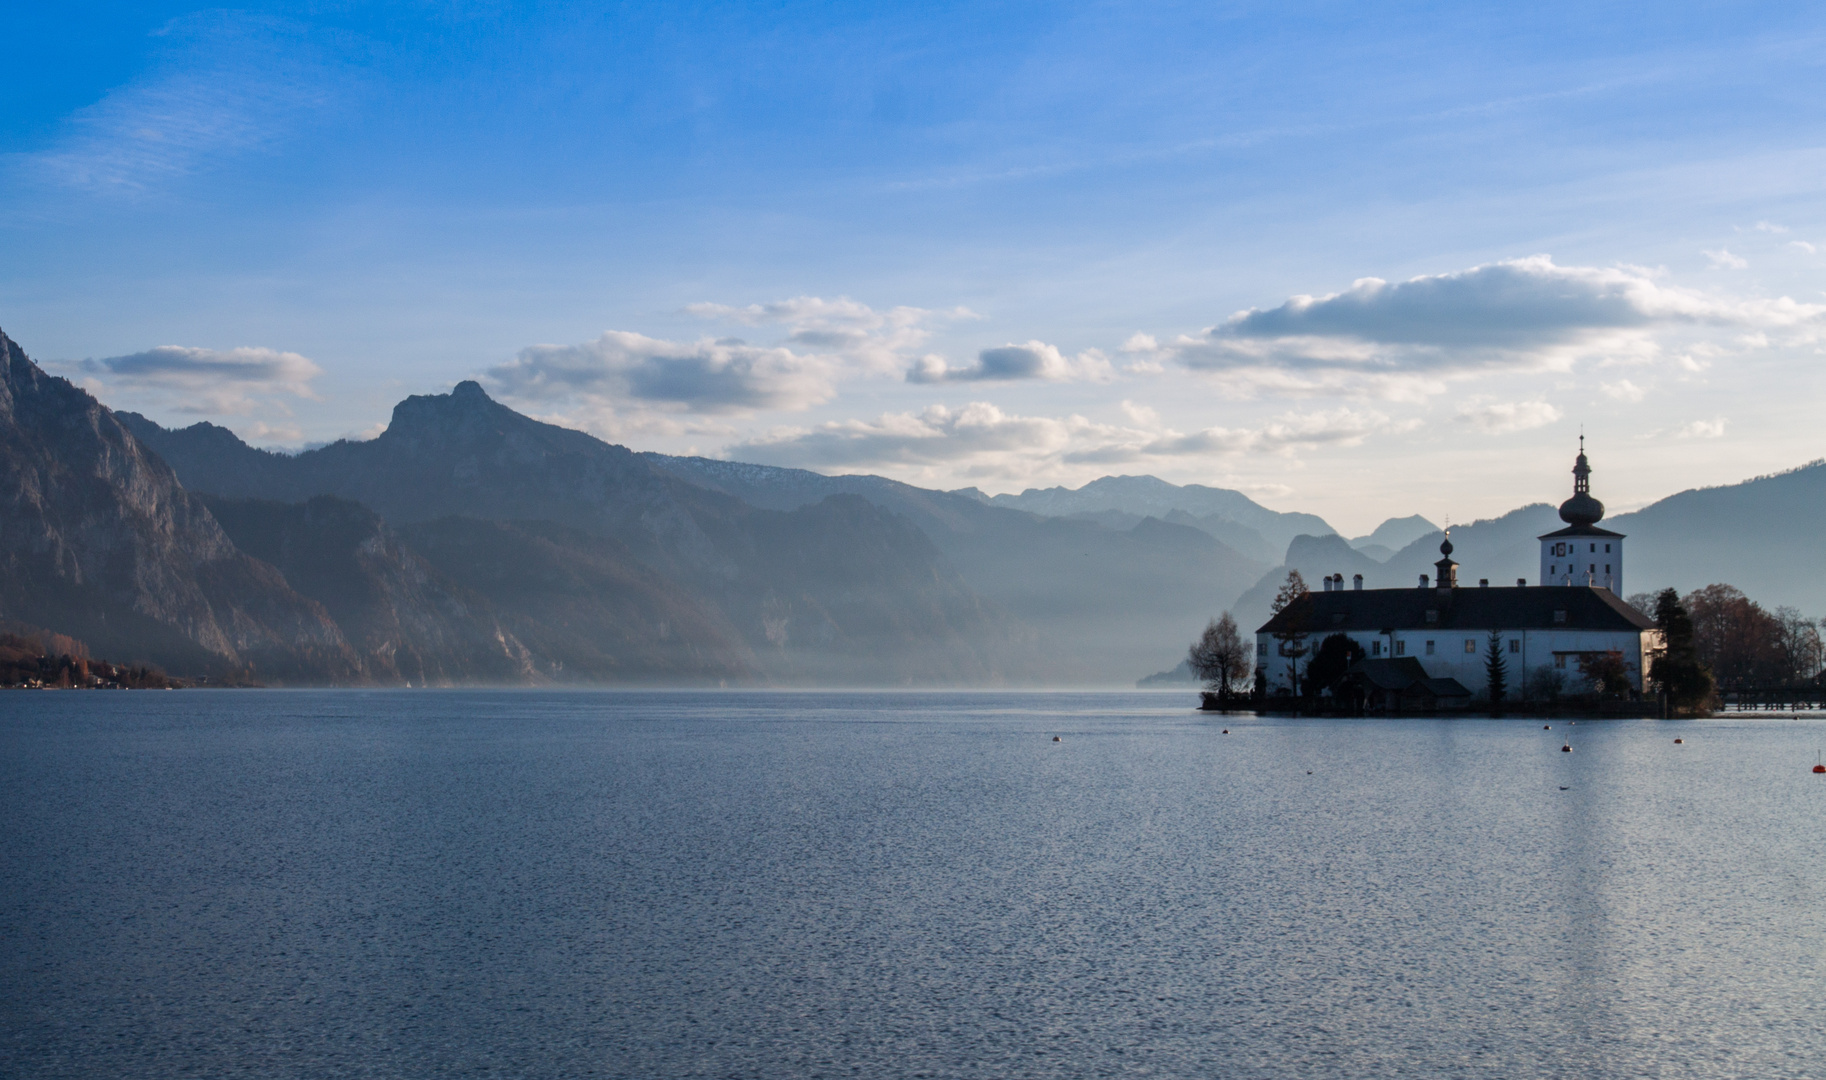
xmin=122 ymin=382 xmax=1033 ymax=685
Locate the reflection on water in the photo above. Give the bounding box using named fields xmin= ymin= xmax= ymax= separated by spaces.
xmin=3 ymin=691 xmax=1823 ymax=1078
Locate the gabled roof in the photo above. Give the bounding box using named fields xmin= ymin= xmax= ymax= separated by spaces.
xmin=1537 ymin=523 xmax=1625 ymax=539
xmin=1257 ymin=584 xmax=1656 ymax=635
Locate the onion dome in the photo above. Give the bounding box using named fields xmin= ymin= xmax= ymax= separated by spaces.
xmin=1558 ymin=439 xmax=1605 ymax=526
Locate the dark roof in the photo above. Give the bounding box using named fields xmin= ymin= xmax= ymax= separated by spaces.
xmin=1341 ymin=657 xmax=1472 ymax=698
xmin=1538 ymin=523 xmax=1625 ymax=539
xmin=1257 ymin=584 xmax=1656 ymax=635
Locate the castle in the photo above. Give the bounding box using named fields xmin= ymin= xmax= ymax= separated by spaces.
xmin=1254 ymin=441 xmax=1662 ymax=707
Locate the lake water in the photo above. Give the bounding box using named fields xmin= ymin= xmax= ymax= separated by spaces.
xmin=2 ymin=690 xmax=1823 ymax=1079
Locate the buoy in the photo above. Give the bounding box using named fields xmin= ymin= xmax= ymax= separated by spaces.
xmin=1812 ymin=764 xmax=1823 ymax=774
xmin=1559 ymin=786 xmax=1569 ymax=790
xmin=1222 ymin=729 xmax=1229 ymax=734
xmin=1673 ymin=738 xmax=1683 ymax=744
xmin=1052 ymin=736 xmax=1061 ymax=742
xmin=1561 ymin=744 xmax=1572 ymax=753
xmin=1543 ymin=725 xmax=1551 ymax=730
xmin=1306 ymin=771 xmax=1313 ymax=775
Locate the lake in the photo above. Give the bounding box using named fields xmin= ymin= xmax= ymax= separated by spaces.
xmin=2 ymin=690 xmax=1823 ymax=1078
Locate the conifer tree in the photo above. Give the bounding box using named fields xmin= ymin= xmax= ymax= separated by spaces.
xmin=1484 ymin=630 xmax=1507 ymax=706
xmin=1651 ymin=587 xmax=1714 ymax=713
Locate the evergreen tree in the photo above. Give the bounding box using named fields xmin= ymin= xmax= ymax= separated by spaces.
xmin=1484 ymin=630 xmax=1508 ymax=706
xmin=1651 ymin=587 xmax=1715 ymax=713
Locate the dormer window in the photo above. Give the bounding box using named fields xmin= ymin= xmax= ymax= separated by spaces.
xmin=1554 ymin=610 xmax=1567 ymax=624
xmin=1426 ymin=610 xmax=1438 ymax=623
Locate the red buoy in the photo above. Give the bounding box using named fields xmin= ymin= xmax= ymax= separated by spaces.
xmin=1561 ymin=744 xmax=1572 ymax=753
xmin=1673 ymin=738 xmax=1683 ymax=745
xmin=1221 ymin=729 xmax=1229 ymax=734
xmin=1543 ymin=725 xmax=1551 ymax=730
xmin=1052 ymin=736 xmax=1061 ymax=742
xmin=1813 ymin=764 xmax=1824 ymax=774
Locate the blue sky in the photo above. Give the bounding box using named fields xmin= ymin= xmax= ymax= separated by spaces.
xmin=5 ymin=2 xmax=1826 ymax=533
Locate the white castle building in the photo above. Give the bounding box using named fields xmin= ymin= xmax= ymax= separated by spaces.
xmin=1254 ymin=443 xmax=1662 ymax=706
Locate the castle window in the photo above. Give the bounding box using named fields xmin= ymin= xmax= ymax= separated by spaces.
xmin=1395 ymin=641 xmax=1406 ymax=656
xmin=1425 ymin=640 xmax=1435 ymax=655
xmin=1465 ymin=639 xmax=1476 ymax=653
xmin=1605 ymin=544 xmax=1611 ymax=553
xmin=1508 ymin=639 xmax=1520 ymax=653
xmin=1590 ymin=564 xmax=1596 ymax=574
xmin=1555 ymin=654 xmax=1567 ymax=668
xmin=1257 ymin=642 xmax=1268 ymax=657
xmin=1590 ymin=543 xmax=1596 ymax=552
xmin=1605 ymin=564 xmax=1611 ymax=573
xmin=1371 ymin=641 xmax=1381 ymax=656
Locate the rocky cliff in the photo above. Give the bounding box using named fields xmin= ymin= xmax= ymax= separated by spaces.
xmin=0 ymin=329 xmax=361 ymax=681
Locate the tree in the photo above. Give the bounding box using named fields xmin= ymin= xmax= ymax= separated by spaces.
xmin=1187 ymin=612 xmax=1251 ymax=705
xmin=1773 ymin=606 xmax=1825 ymax=684
xmin=1268 ymin=570 xmax=1311 ymax=696
xmin=1305 ymin=633 xmax=1365 ymax=698
xmin=1526 ymin=663 xmax=1564 ymax=702
xmin=1683 ymin=584 xmax=1784 ymax=688
xmin=1578 ymin=649 xmax=1631 ymax=698
xmin=1484 ymin=630 xmax=1508 ymax=706
xmin=1650 ymin=587 xmax=1714 ymax=713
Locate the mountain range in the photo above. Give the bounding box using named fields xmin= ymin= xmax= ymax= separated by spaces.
xmin=4 ymin=325 xmax=1820 ymax=686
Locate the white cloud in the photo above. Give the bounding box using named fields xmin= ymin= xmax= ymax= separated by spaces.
xmin=906 ymin=340 xmax=1113 ymax=383
xmin=685 ymin=296 xmax=974 ymax=374
xmin=1703 ymin=248 xmax=1748 ymax=270
xmin=725 ymin=402 xmax=1408 ymax=478
xmin=1751 ymin=221 xmax=1789 ymax=234
xmin=1791 ymin=240 xmax=1818 ymax=254
xmin=1131 ymin=255 xmax=1826 ymax=399
xmin=74 ymin=344 xmax=322 ymax=415
xmin=487 ymin=331 xmax=838 ymax=415
xmin=1600 ymin=379 xmax=1647 ymax=402
xmin=1454 ymin=400 xmax=1562 ymax=434
xmin=1678 ymin=418 xmax=1726 ymax=439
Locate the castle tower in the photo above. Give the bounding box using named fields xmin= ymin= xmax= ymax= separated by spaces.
xmin=1537 ymin=437 xmax=1624 ymax=592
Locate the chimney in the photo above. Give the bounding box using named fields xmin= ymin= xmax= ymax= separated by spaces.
xmin=1323 ymin=576 xmax=1332 ymax=592
xmin=1420 ymin=574 xmax=1429 ymax=589
xmin=1517 ymin=578 xmax=1527 ymax=587
xmin=1352 ymin=573 xmax=1363 ymax=591
xmin=1479 ymin=579 xmax=1489 ymax=588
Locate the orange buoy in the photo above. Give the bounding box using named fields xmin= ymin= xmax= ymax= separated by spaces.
xmin=1673 ymin=738 xmax=1683 ymax=744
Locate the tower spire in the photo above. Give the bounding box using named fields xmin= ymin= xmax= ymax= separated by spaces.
xmin=1559 ymin=438 xmax=1603 ymax=526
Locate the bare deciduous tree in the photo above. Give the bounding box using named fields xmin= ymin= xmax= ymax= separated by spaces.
xmin=1188 ymin=612 xmax=1251 ymax=704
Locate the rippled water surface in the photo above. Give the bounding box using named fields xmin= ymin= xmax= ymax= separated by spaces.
xmin=3 ymin=691 xmax=1824 ymax=1078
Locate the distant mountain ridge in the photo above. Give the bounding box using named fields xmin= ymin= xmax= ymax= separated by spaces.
xmin=121 ymin=382 xmax=1029 ymax=685
xmin=967 ymin=475 xmax=1334 ymax=563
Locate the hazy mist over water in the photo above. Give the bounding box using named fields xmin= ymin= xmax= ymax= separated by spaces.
xmin=3 ymin=691 xmax=1824 ymax=1078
